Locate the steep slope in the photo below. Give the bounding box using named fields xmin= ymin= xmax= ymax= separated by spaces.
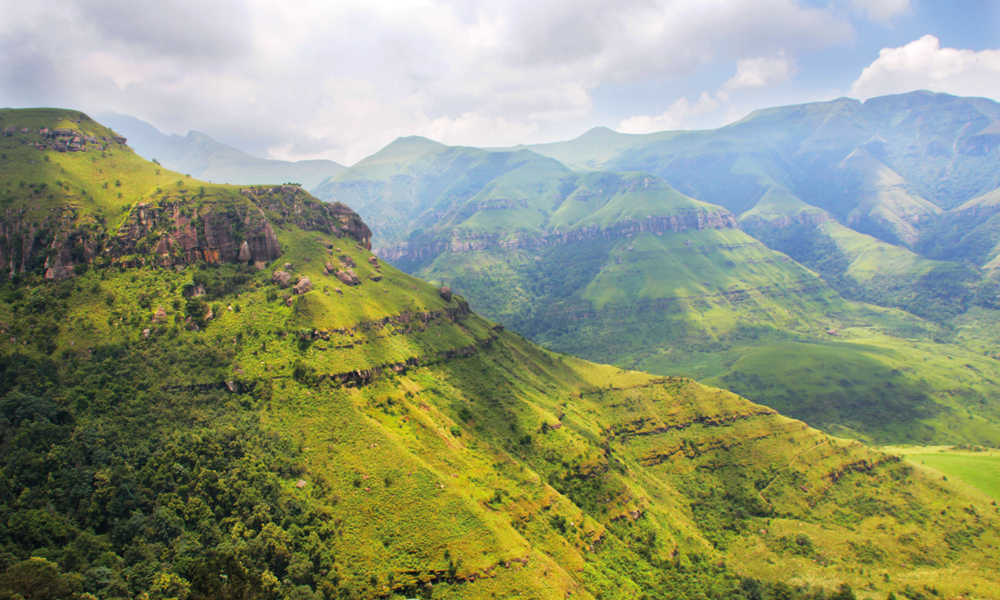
xmin=96 ymin=113 xmax=345 ymax=190
xmin=2 ymin=109 xmax=999 ymax=600
xmin=835 ymin=148 xmax=941 ymax=247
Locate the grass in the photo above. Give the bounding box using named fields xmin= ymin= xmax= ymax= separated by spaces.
xmin=883 ymin=445 xmax=1000 ymax=501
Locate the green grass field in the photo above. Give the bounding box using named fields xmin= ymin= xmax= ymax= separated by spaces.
xmin=884 ymin=446 xmax=1000 ymax=501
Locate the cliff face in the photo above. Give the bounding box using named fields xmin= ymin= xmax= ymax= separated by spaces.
xmin=378 ymin=209 xmax=738 ymax=262
xmin=241 ymin=186 xmax=372 ymax=249
xmin=0 ymin=185 xmax=372 ymax=280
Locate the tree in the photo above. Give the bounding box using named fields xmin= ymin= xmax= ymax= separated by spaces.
xmin=0 ymin=557 xmax=77 ymax=600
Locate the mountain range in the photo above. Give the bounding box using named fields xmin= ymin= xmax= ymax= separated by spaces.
xmin=302 ymin=92 xmax=1000 ymax=448
xmin=1 ymin=107 xmax=999 ymax=599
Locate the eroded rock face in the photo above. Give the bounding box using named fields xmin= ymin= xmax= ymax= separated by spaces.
xmin=3 ymin=185 xmax=375 ymax=280
xmin=293 ymin=277 xmax=313 ymax=295
xmin=272 ymin=270 xmax=292 ymax=288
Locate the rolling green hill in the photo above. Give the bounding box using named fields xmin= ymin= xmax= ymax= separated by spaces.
xmin=2 ymin=108 xmax=999 ymax=600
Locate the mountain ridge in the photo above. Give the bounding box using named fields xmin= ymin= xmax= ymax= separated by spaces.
xmin=96 ymin=113 xmax=346 ymax=190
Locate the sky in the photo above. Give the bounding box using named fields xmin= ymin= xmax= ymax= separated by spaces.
xmin=2 ymin=0 xmax=998 ymax=165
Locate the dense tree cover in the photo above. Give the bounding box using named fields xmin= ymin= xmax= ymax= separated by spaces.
xmin=0 ymin=345 xmax=339 ymax=600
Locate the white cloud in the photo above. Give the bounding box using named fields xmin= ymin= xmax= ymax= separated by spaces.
xmin=1 ymin=0 xmax=863 ymax=163
xmin=849 ymin=0 xmax=910 ymax=23
xmin=719 ymin=53 xmax=795 ymax=100
xmin=617 ymin=51 xmax=794 ymax=134
xmin=618 ymin=92 xmax=719 ymax=133
xmin=850 ymin=35 xmax=1000 ymax=101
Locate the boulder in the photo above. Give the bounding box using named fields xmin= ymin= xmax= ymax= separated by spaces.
xmin=272 ymin=270 xmax=292 ymax=288
xmin=368 ymin=256 xmax=379 ymax=267
xmin=340 ymin=255 xmax=356 ymax=268
xmin=293 ymin=277 xmax=313 ymax=295
xmin=335 ymin=268 xmax=361 ymax=286
xmin=238 ymin=241 xmax=252 ymax=262
xmin=439 ymin=286 xmax=453 ymax=302
xmin=152 ymin=306 xmax=168 ymax=323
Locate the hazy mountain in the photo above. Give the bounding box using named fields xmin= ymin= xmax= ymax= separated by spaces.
xmin=98 ymin=112 xmax=346 ymax=190
xmin=521 ymin=91 xmax=1000 ymax=247
xmin=314 ymin=123 xmax=1000 ymax=446
xmin=5 ymin=108 xmax=998 ymax=599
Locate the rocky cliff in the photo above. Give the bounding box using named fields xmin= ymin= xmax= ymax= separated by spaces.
xmin=0 ymin=185 xmax=372 ymax=280
xmin=378 ymin=209 xmax=737 ymax=262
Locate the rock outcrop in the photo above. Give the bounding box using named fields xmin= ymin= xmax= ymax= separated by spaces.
xmin=293 ymin=277 xmax=313 ymax=295
xmin=272 ymin=270 xmax=292 ymax=288
xmin=1 ymin=185 xmax=376 ymax=281
xmin=334 ymin=268 xmax=361 ymax=286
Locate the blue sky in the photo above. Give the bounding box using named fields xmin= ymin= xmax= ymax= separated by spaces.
xmin=1 ymin=0 xmax=998 ymax=164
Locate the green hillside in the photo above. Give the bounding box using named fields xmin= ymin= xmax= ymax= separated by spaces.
xmin=2 ymin=108 xmax=1000 ymax=600
xmin=317 ymin=131 xmax=1000 ymax=447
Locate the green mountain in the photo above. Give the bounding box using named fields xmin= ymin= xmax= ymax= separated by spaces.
xmin=314 ymin=128 xmax=1000 ymax=446
xmin=97 ymin=113 xmax=346 ymax=190
xmin=3 ymin=108 xmax=999 ymax=600
xmin=524 ymin=92 xmax=1000 ymax=213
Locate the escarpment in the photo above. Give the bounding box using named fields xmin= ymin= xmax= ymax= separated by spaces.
xmin=0 ymin=185 xmax=372 ymax=279
xmin=377 ymin=208 xmax=738 ymax=262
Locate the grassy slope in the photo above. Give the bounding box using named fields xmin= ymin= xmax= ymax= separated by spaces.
xmin=2 ymin=109 xmax=999 ymax=599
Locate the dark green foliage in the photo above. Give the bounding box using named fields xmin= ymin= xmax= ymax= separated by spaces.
xmin=0 ymin=342 xmax=327 ymax=600
xmin=916 ymin=211 xmax=1000 ymax=266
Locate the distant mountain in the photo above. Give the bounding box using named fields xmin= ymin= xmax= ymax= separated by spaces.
xmin=314 ymin=125 xmax=1000 ymax=446
xmin=98 ymin=112 xmax=345 ymax=189
xmin=521 ymin=91 xmax=1000 ymax=247
xmin=6 ymin=107 xmax=999 ymax=599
